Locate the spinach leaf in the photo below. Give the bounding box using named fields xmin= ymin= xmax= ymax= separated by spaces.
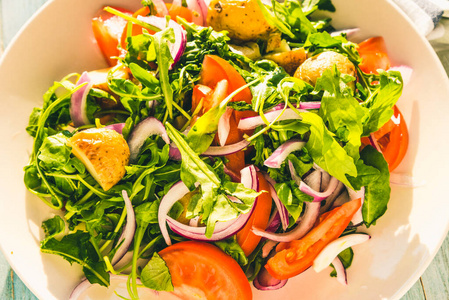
xmin=141 ymin=252 xmax=174 ymax=291
xmin=360 ymin=146 xmax=390 ymax=227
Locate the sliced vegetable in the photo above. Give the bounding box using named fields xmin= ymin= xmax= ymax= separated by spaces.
xmin=370 ymin=105 xmax=409 ymax=171
xmin=159 ymin=241 xmax=252 ymax=300
xmin=253 ymin=265 xmax=288 ymax=291
xmin=358 ymin=36 xmax=391 ymax=74
xmin=127 ymin=116 xmax=170 ymax=163
xmin=331 ymin=257 xmax=348 ymax=286
xmin=111 ymin=190 xmax=136 ymax=265
xmin=264 ymin=139 xmax=306 ymax=168
xmin=236 ymin=172 xmax=273 ymax=256
xmin=265 ymin=198 xmax=362 ymax=280
xmin=70 ymin=72 xmax=92 ymax=127
xmin=238 ymin=108 xmax=302 ymax=130
xmin=92 ymin=7 xmax=132 ymax=66
xmin=313 ymin=233 xmax=371 ymax=272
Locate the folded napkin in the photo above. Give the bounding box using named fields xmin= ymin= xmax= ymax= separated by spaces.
xmin=392 ymin=0 xmax=447 ymax=38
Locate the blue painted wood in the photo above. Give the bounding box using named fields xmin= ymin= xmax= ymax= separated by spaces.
xmin=0 ymin=1 xmax=447 ymax=300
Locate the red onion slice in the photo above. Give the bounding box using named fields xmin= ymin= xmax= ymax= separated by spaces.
xmin=262 ymin=174 xmax=289 ymax=230
xmin=313 ymin=233 xmax=371 ymax=273
xmin=299 ymin=177 xmax=340 ymax=202
xmin=158 ymin=181 xmax=191 ymax=246
xmin=187 ymin=0 xmax=207 ymax=25
xmin=137 ymin=15 xmax=187 ymax=67
xmin=70 ymin=72 xmax=93 ymax=127
xmin=111 ymin=190 xmax=136 ymax=266
xmin=319 ymin=181 xmax=345 ymax=214
xmin=218 ymin=108 xmax=233 ymax=146
xmin=127 ymin=117 xmax=170 ymax=163
xmin=264 ymin=139 xmax=306 ymax=168
xmin=169 ymin=139 xmax=250 ymax=159
xmin=252 ymin=202 xmax=320 ymax=243
xmin=237 ymin=108 xmax=302 ymax=130
xmin=299 ymin=102 xmax=321 ymax=110
xmin=166 ymin=205 xmax=254 ymax=241
xmin=105 ymin=123 xmax=126 ymax=135
xmin=202 ymin=139 xmax=250 ymax=156
xmin=289 ymin=161 xmax=340 ymax=203
xmin=332 ymin=257 xmax=348 ymax=286
xmin=253 ymin=266 xmax=288 ymax=291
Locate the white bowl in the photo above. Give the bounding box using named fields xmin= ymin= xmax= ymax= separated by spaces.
xmin=0 ymin=0 xmax=448 ymax=299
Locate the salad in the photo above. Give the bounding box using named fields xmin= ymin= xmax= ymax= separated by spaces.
xmin=23 ymin=0 xmax=410 ymax=298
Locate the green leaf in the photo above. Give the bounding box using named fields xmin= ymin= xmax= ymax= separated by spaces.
xmin=360 ymin=146 xmax=390 ymax=227
xmin=166 ymin=123 xmax=221 ymax=190
xmin=37 ymin=133 xmax=71 ymax=170
xmin=361 ymin=70 xmax=403 ymax=136
xmin=41 ymin=231 xmax=110 ymax=286
xmin=214 ymin=237 xmax=248 ymax=266
xmin=141 ymin=252 xmax=174 ymax=292
xmin=42 ymin=215 xmax=65 ymax=241
xmin=153 ymin=27 xmax=175 ymax=119
xmin=316 ymin=67 xmax=367 ymax=160
xmin=300 ymin=112 xmax=357 ymax=188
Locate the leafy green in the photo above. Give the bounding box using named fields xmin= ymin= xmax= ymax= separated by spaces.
xmin=140 ymin=253 xmax=174 ymax=291
xmin=41 ymin=231 xmax=109 ymax=286
xmin=300 ymin=111 xmax=357 ymax=188
xmin=360 ymin=146 xmax=391 ymax=227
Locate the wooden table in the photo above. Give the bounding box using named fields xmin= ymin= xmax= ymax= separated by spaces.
xmin=0 ymin=0 xmax=448 ymax=299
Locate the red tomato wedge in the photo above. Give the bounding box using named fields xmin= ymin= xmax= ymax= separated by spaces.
xmin=159 ymin=241 xmax=252 ymax=300
xmin=199 ymin=55 xmax=254 ymax=174
xmin=237 ymin=173 xmax=272 ymax=256
xmin=200 ymin=55 xmax=252 ymax=104
xmin=358 ymin=36 xmax=391 ymax=74
xmin=92 ymin=7 xmax=133 ymax=66
xmin=372 ymin=105 xmax=409 ymax=171
xmin=265 ymin=198 xmax=362 ymax=280
xmin=166 ymin=3 xmax=194 ymax=22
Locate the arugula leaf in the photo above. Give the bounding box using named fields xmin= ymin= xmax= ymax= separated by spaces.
xmin=359 ymin=146 xmax=390 ymax=227
xmin=300 ymin=112 xmax=357 ymax=188
xmin=361 ymin=70 xmax=403 ymax=136
xmin=42 ymin=215 xmax=65 ymax=242
xmin=41 ymin=231 xmax=109 ymax=286
xmin=141 ymin=252 xmax=174 ymax=291
xmin=153 ymin=28 xmax=175 ymax=119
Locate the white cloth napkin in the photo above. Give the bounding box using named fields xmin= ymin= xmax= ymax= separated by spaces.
xmin=392 ymin=0 xmax=447 ymax=38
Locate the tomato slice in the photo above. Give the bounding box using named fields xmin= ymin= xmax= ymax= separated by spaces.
xmin=199 ymin=55 xmax=254 ymax=174
xmin=265 ymin=198 xmax=362 ymax=280
xmin=372 ymin=105 xmax=409 ymax=171
xmin=200 ymin=55 xmax=252 ymax=104
xmin=159 ymin=241 xmax=252 ymax=300
xmin=358 ymin=36 xmax=391 ymax=74
xmin=92 ymin=7 xmax=133 ymax=66
xmin=237 ymin=172 xmax=272 ymax=256
xmin=166 ymin=3 xmax=194 ymax=22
